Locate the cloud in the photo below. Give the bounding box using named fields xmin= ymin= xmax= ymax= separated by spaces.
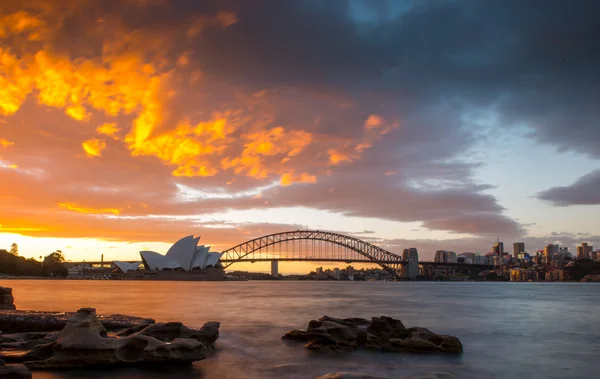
xmin=2 ymin=0 xmax=596 ymax=250
xmin=82 ymin=138 xmax=106 ymax=157
xmin=537 ymin=170 xmax=600 ymax=206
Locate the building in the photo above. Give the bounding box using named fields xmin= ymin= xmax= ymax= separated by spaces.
xmin=513 ymin=242 xmax=525 ymax=260
xmin=544 ymin=244 xmax=559 ymax=261
xmin=139 ymin=235 xmax=223 ymax=271
xmin=434 ymin=250 xmax=457 ymax=263
xmin=401 ymin=248 xmax=419 ymax=280
xmin=492 ymin=239 xmax=504 ymax=256
xmin=576 ymin=243 xmax=593 ymax=260
xmin=114 ymin=262 xmax=142 ymax=273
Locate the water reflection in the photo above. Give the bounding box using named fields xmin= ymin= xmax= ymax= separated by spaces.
xmin=2 ymin=280 xmax=599 ymax=379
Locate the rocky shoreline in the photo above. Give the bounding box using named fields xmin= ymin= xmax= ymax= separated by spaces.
xmin=0 ymin=285 xmax=463 ymax=379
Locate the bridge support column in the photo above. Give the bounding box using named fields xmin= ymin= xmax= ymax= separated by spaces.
xmin=401 ymin=248 xmax=419 ymax=280
xmin=271 ymin=260 xmax=279 ymax=278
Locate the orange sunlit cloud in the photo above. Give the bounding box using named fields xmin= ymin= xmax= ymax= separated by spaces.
xmin=0 ymin=2 xmax=408 ymax=258
xmin=58 ymin=203 xmax=120 ymax=215
xmin=280 ymin=170 xmax=317 ymax=186
xmin=328 ymin=148 xmax=354 ymax=165
xmin=0 ymin=139 xmax=14 ymax=148
xmin=97 ymin=122 xmax=120 ymax=138
xmin=82 ymin=138 xmax=107 ymax=157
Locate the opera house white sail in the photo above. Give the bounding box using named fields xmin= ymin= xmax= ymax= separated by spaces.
xmin=139 ymin=235 xmax=223 ymax=271
xmin=113 ymin=261 xmax=142 ymax=273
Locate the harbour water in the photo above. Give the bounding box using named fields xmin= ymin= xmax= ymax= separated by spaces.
xmin=1 ymin=280 xmax=598 ymax=379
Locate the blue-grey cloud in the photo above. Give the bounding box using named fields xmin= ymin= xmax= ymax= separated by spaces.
xmin=538 ymin=170 xmax=600 ymax=206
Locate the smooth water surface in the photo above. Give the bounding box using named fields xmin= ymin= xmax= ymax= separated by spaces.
xmin=1 ymin=280 xmax=598 ymax=379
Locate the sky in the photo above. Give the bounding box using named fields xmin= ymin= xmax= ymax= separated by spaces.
xmin=0 ymin=0 xmax=599 ymax=273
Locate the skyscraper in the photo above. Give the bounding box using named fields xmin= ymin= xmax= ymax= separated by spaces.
xmin=492 ymin=238 xmax=504 ymax=256
xmin=576 ymin=243 xmax=593 ymax=259
xmin=513 ymin=242 xmax=525 ymax=260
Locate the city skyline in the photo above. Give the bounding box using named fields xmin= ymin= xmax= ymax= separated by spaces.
xmin=0 ymin=1 xmax=599 ymax=270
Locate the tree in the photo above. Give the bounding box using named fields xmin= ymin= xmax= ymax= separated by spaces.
xmin=42 ymin=250 xmax=68 ymax=277
xmin=44 ymin=250 xmax=66 ymax=264
xmin=9 ymin=243 xmax=18 ymax=256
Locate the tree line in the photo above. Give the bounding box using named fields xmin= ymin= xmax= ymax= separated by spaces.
xmin=0 ymin=244 xmax=68 ymax=277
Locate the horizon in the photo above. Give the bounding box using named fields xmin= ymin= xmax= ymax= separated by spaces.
xmin=1 ymin=1 xmax=599 ymax=273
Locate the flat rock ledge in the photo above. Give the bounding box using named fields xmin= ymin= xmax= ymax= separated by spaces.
xmin=0 ymin=309 xmax=155 ymax=333
xmin=282 ymin=316 xmax=463 ymax=354
xmin=0 ymin=307 xmax=220 ymax=370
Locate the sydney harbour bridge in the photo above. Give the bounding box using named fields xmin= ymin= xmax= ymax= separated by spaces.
xmin=220 ymin=230 xmax=493 ymax=280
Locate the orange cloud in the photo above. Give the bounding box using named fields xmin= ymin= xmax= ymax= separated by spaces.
xmin=97 ymin=122 xmax=120 ymax=138
xmin=364 ymin=114 xmax=382 ymax=129
xmin=328 ymin=148 xmax=353 ymax=165
xmin=0 ymin=10 xmax=47 ymax=41
xmin=221 ymin=127 xmax=313 ymax=179
xmin=128 ymin=113 xmax=238 ymax=177
xmin=280 ymin=170 xmax=317 ymax=186
xmin=0 ymin=139 xmax=14 ymax=148
xmin=58 ymin=203 xmax=120 ymax=215
xmin=82 ymin=138 xmax=106 ymax=157
xmin=354 ymin=142 xmax=372 ymax=153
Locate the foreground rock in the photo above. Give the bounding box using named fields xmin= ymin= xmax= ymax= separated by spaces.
xmin=282 ymin=316 xmax=462 ymax=354
xmin=317 ymin=372 xmax=390 ymax=379
xmin=0 ymin=308 xmax=219 ymax=369
xmin=0 ymin=309 xmax=155 ymax=333
xmin=0 ymin=363 xmax=32 ymax=379
xmin=0 ymin=288 xmax=15 ymax=311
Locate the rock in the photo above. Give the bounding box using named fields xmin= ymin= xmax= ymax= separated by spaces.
xmin=0 ymin=332 xmax=58 ymax=351
xmin=305 ymin=321 xmax=364 ymax=351
xmin=410 ymin=373 xmax=453 ymax=379
xmin=283 ymin=316 xmax=462 ymax=354
xmin=119 ymin=320 xmax=220 ymax=347
xmin=0 ymin=364 xmax=32 ymax=379
xmin=367 ymin=317 xmax=407 ymax=339
xmin=388 ymin=328 xmax=462 ymax=354
xmin=0 ymin=309 xmax=154 ymax=333
xmin=0 ymin=288 xmax=15 ymax=311
xmin=316 ymin=372 xmax=390 ymax=379
xmin=281 ymin=330 xmax=309 ymax=341
xmin=20 ymin=308 xmax=216 ymax=369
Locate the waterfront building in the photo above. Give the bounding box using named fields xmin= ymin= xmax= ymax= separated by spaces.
xmin=576 ymin=243 xmax=593 ymax=260
xmin=434 ymin=250 xmax=457 ymax=263
xmin=513 ymin=242 xmax=525 ymax=260
xmin=114 ymin=261 xmax=142 ymax=273
xmin=332 ymin=268 xmax=341 ymax=280
xmin=545 ymin=270 xmax=565 ymax=282
xmin=140 ymin=236 xmax=223 ymax=271
xmin=544 ymin=244 xmax=559 ymax=261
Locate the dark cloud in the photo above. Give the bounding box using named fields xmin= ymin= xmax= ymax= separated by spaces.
xmin=2 ymin=0 xmax=597 ymax=246
xmin=185 ymin=0 xmax=600 ymax=157
xmin=537 ymin=169 xmax=600 ymax=206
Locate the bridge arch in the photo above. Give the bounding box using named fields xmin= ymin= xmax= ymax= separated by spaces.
xmin=220 ymin=230 xmax=404 ymax=279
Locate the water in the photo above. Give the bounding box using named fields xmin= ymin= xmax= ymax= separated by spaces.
xmin=1 ymin=280 xmax=598 ymax=379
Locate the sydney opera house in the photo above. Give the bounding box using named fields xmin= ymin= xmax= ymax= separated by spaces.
xmin=114 ymin=236 xmax=225 ymax=280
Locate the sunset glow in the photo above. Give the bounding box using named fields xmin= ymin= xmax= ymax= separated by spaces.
xmin=1 ymin=0 xmax=598 ymax=272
